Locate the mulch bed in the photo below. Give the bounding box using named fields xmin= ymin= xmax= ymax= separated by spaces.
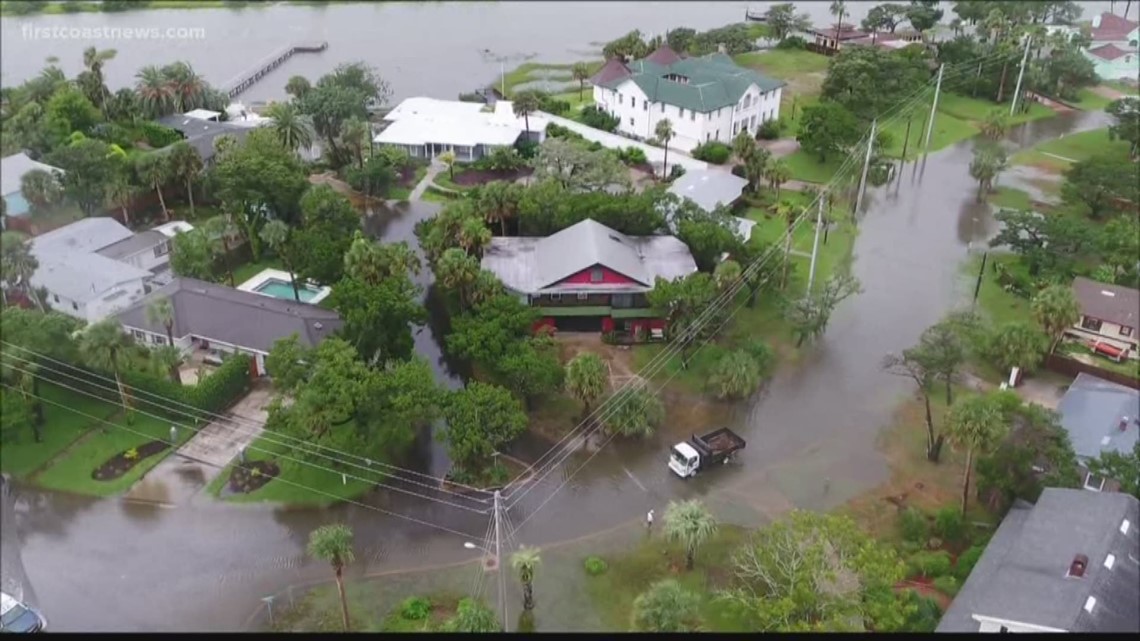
xmin=91 ymin=440 xmax=170 ymax=481
xmin=451 ymin=167 xmax=533 ymax=186
xmin=227 ymin=460 xmax=280 ymax=494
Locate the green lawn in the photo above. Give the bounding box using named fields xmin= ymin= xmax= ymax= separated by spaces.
xmin=210 ymin=423 xmax=381 ymax=506
xmin=1011 ymin=127 xmax=1131 ymax=171
xmin=0 ymin=383 xmax=121 ymax=479
xmin=586 ymin=525 xmax=752 ymax=632
xmin=733 ymin=49 xmax=831 ymax=79
xmin=1071 ymin=87 xmax=1114 ymax=111
xmin=387 ymin=164 xmax=429 ymax=201
xmin=32 ymin=403 xmax=197 ymax=497
xmin=988 ymin=186 xmax=1032 ymax=211
xmin=964 ymin=253 xmax=1031 ymax=327
xmin=421 ymin=185 xmax=463 ymax=203
xmin=231 ymin=258 xmax=286 ymax=286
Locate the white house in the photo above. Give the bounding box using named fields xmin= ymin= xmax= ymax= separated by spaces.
xmin=27 ymin=218 xmax=189 ymax=323
xmin=590 ymin=45 xmax=785 ymax=153
xmin=1079 ymin=12 xmax=1139 ymax=81
xmin=1 ymin=152 xmax=64 ymax=221
xmin=374 ymin=97 xmax=544 ymax=162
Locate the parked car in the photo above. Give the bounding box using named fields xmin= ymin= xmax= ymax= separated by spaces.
xmin=1 ymin=592 xmax=46 ymax=633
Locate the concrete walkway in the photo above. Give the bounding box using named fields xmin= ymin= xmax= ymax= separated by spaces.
xmin=124 ymin=384 xmax=274 ymax=506
xmin=536 ymin=111 xmax=711 ymax=172
xmin=408 ymin=161 xmax=445 ymax=201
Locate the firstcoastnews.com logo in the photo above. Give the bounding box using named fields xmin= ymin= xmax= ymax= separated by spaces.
xmin=20 ymin=25 xmax=207 ymax=41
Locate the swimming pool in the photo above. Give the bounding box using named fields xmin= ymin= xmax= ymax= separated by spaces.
xmin=254 ymin=278 xmax=321 ymax=302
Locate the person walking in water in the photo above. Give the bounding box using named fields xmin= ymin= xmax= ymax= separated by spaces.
xmin=646 ymin=509 xmax=655 ymax=535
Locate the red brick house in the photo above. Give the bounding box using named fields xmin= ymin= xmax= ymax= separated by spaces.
xmin=480 ymin=219 xmax=698 ymax=340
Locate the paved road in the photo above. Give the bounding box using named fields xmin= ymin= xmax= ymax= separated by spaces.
xmin=2 ymin=109 xmax=1111 ymax=632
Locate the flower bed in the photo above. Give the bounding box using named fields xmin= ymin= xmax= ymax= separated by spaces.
xmin=450 ymin=166 xmax=533 ymax=187
xmin=226 ymin=460 xmax=281 ymax=494
xmin=91 ymin=440 xmax=170 ymax=481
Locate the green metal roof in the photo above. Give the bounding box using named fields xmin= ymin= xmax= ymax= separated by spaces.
xmin=598 ymin=52 xmax=785 ymax=114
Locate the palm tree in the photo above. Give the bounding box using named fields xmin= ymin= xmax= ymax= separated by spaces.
xmin=477 ymin=180 xmax=521 ymax=236
xmin=81 ymin=46 xmax=116 ymax=111
xmin=713 ymin=259 xmax=742 ymax=292
xmin=732 ymin=130 xmax=756 ymax=164
xmin=510 ymin=546 xmax=541 ymax=611
xmin=980 ymin=108 xmax=1011 ymax=140
xmin=655 ymin=119 xmax=675 ymax=179
xmin=945 ymin=394 xmax=1008 ymax=515
xmin=830 ymin=0 xmax=848 ymax=48
xmin=151 ymin=344 xmax=183 ymax=384
xmin=202 ymin=215 xmax=239 ymax=286
xmin=565 ymin=352 xmax=607 ymax=421
xmin=135 ymin=65 xmax=174 ymax=117
xmin=306 ymin=524 xmax=355 ymax=632
xmin=136 ymin=152 xmax=172 ymax=220
xmin=146 ymin=297 xmax=176 ymax=347
xmin=285 ymin=75 xmax=311 ymax=101
xmin=1031 ymin=285 xmax=1080 ymax=354
xmin=264 ymin=101 xmax=313 ymax=152
xmin=571 ymin=62 xmax=591 ymax=101
xmin=766 ymin=159 xmax=791 ymax=199
xmin=458 ymin=217 xmax=492 ymax=257
xmin=777 ymin=201 xmax=798 ymax=290
xmin=663 ymin=499 xmax=718 ymax=571
xmin=167 ymin=142 xmax=203 ymax=218
xmin=968 ymin=143 xmax=1008 ymax=200
xmin=439 ymin=150 xmax=457 ymax=179
xmin=436 ymin=248 xmax=480 ymax=308
xmin=260 ymin=220 xmax=301 ymax=301
xmin=79 ymin=320 xmax=133 ymax=410
xmin=339 ymin=117 xmax=370 ymax=169
xmin=20 ymin=169 xmax=62 ymax=213
xmin=0 ymin=232 xmax=44 ymax=311
xmin=104 ymin=174 xmax=137 ymax=226
xmin=512 ymin=91 xmax=542 ymax=138
xmin=161 ymin=61 xmax=205 ymax=113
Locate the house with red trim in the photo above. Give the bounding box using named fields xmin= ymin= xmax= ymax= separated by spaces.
xmin=480 ymin=219 xmax=698 ymax=339
xmin=1082 ymin=12 xmax=1139 ymax=81
xmin=1066 ymin=277 xmax=1139 ymax=361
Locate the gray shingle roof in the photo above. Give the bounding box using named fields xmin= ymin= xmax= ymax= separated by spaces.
xmin=667 ymin=169 xmax=748 ymax=213
xmin=1056 ymin=372 xmax=1140 ymax=461
xmin=28 ymin=218 xmax=153 ymax=303
xmin=155 ymin=115 xmax=251 ymax=163
xmin=938 ymin=488 xmax=1140 ymax=633
xmin=96 ymin=230 xmax=169 ymax=261
xmin=0 ymin=152 xmax=63 ymax=197
xmin=115 ymin=277 xmax=343 ymax=354
xmin=481 ymin=219 xmax=698 ymax=295
xmin=597 ymin=52 xmax=784 ymax=113
xmin=1073 ymin=277 xmax=1140 ymax=329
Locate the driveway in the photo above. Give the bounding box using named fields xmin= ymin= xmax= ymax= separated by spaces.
xmin=123 ymin=382 xmax=274 ymax=506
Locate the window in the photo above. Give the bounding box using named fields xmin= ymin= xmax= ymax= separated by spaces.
xmin=577 ymin=292 xmax=589 ymax=301
xmin=1084 ymin=472 xmax=1105 ymax=492
xmin=1121 ymin=326 xmax=1134 ymax=337
xmin=612 ymin=293 xmax=633 ymax=308
xmin=152 ymin=335 xmax=167 ymax=345
xmin=618 ymin=93 xmax=623 ymax=103
xmin=733 ymin=122 xmax=739 ymax=135
xmin=706 ymin=133 xmax=711 ymax=141
xmin=678 ymin=107 xmax=684 ymax=118
xmin=999 ymin=626 xmax=1009 ymax=633
xmin=629 ymin=117 xmax=635 ymax=127
xmin=743 ymin=94 xmax=751 ymax=109
xmin=71 ymin=302 xmax=78 ymax=311
xmin=660 ymin=103 xmax=665 ymax=113
xmin=590 ymin=268 xmax=603 ymax=283
xmin=750 ymin=115 xmax=756 ymax=129
xmin=1081 ymin=317 xmax=1103 ymax=332
xmin=549 ymin=293 xmax=562 ymax=302
xmin=716 ymin=128 xmax=720 ymax=139
xmin=630 ymin=96 xmax=635 ymax=107
xmin=53 ymin=294 xmax=60 ymax=303
xmin=643 ymin=101 xmax=648 ymax=111
xmin=154 ymin=241 xmax=170 ymax=257
xmin=132 ymin=330 xmax=146 ymax=341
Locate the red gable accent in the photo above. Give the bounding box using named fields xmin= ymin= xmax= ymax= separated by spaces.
xmin=1092 ymin=12 xmax=1139 ymax=41
xmin=557 ymin=265 xmax=641 ymax=286
xmin=590 ymin=58 xmax=632 ymax=86
xmin=645 ymin=44 xmax=682 ymax=66
xmin=1088 ymin=43 xmax=1135 ymax=61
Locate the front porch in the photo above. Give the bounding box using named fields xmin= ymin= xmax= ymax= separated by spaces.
xmin=532 ymin=305 xmax=666 ymax=343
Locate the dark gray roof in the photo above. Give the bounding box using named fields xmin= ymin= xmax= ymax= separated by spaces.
xmin=938 ymin=489 xmax=1140 ymax=633
xmin=155 ymin=115 xmax=251 ymax=163
xmin=1073 ymin=277 xmax=1140 ymax=329
xmin=95 ymin=230 xmax=168 ymax=260
xmin=1056 ymin=372 xmax=1140 ymax=461
xmin=115 ymin=277 xmax=342 ymax=353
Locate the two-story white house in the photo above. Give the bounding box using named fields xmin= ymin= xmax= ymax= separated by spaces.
xmin=590 ymin=45 xmax=785 ymax=153
xmin=1080 ymin=12 xmax=1139 ymax=82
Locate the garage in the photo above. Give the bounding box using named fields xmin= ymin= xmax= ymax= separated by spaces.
xmin=554 ymin=315 xmax=605 ymax=333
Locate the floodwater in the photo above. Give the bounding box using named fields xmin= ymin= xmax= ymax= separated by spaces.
xmin=1 ymin=107 xmax=1112 ymax=632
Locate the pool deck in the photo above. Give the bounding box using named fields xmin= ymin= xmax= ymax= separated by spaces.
xmin=235 ymin=268 xmax=331 ymax=305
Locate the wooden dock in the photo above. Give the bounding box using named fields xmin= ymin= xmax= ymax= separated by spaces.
xmin=223 ymin=41 xmax=328 ymax=99
xmin=744 ymin=8 xmax=767 ymax=22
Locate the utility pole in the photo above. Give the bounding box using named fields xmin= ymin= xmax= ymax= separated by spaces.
xmin=1009 ymin=35 xmax=1032 ymax=117
xmin=807 ymin=195 xmax=824 ymax=292
xmin=923 ymin=64 xmax=945 ymax=154
xmin=900 ymin=114 xmax=913 ymax=161
xmin=972 ymin=251 xmax=989 ymax=309
xmin=493 ymin=490 xmax=507 ymax=632
xmin=854 ymin=119 xmax=877 ymax=219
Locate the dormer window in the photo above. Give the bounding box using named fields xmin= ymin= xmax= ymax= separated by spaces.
xmin=590 ymin=268 xmax=603 ymax=283
xmin=664 ymin=73 xmax=689 ymax=84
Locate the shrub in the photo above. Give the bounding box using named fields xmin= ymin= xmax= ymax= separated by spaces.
xmin=578 ymin=106 xmax=620 ymax=132
xmin=399 ymin=596 xmax=432 ymax=620
xmin=776 ymin=36 xmax=808 ymax=50
xmin=908 ymin=551 xmax=953 ymax=579
xmin=897 ymin=507 xmax=928 ymax=544
xmin=933 ymin=507 xmax=965 ymax=543
xmin=457 ymin=92 xmax=484 ymax=103
xmin=903 ymin=593 xmax=944 ymax=632
xmin=757 ymin=119 xmax=783 ymax=140
xmin=669 ymin=164 xmax=686 ymax=180
xmin=545 ymin=122 xmax=582 ymax=141
xmin=954 ymin=544 xmax=986 ymax=581
xmin=586 ymin=141 xmax=604 ymax=152
xmin=618 ymin=146 xmax=649 ymax=166
xmin=743 ymin=340 xmax=775 ymax=380
xmin=515 ymin=139 xmax=539 ymax=159
xmin=188 ymin=354 xmax=252 ymax=414
xmin=538 ymin=96 xmax=571 ymax=115
xmin=584 ymin=556 xmax=608 ymax=576
xmin=138 ymin=122 xmax=182 ymax=149
xmin=485 ymin=147 xmax=525 ymax=172
xmin=690 ymin=141 xmax=732 ymax=164
xmin=730 ymin=164 xmax=746 ymax=178
xmin=124 ymin=448 xmax=140 ymax=461
xmin=926 ymin=537 xmax=943 ymax=551
xmin=933 ymin=575 xmax=960 ymax=597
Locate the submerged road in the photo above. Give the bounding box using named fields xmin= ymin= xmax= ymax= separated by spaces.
xmin=1 ymin=110 xmax=1110 ymax=632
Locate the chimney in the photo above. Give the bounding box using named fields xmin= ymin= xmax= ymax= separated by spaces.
xmin=1068 ymin=554 xmax=1089 ymax=578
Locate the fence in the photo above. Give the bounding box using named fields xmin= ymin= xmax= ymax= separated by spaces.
xmin=1044 ymin=353 xmax=1140 ymax=391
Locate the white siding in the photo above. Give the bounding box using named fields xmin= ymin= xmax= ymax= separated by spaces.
xmin=118 ymin=241 xmax=171 ymax=272
xmin=43 ymin=277 xmax=148 ymax=324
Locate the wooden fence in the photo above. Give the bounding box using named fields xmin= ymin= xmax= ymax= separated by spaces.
xmin=1044 ymin=353 xmax=1140 ymax=391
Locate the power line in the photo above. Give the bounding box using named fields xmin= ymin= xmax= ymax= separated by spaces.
xmin=1 ymin=361 xmax=491 ymax=514
xmin=0 ymin=340 xmax=490 ymax=498
xmin=0 ymin=382 xmax=484 ymax=541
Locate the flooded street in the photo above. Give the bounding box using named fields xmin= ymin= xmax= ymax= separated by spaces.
xmin=2 ymin=108 xmax=1113 ymax=630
